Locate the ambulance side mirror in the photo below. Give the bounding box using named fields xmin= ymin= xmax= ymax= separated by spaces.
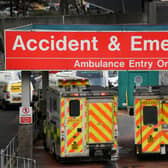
xmin=129 ymin=108 xmax=134 ymax=116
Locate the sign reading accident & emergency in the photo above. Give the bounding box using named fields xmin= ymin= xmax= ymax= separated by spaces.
xmin=5 ymin=29 xmax=168 ymax=70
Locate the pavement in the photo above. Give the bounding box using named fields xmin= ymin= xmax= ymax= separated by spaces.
xmin=33 ymin=109 xmax=130 ymax=168
xmin=118 ymin=109 xmax=129 ymax=116
xmin=0 ymin=109 xmax=18 ymax=149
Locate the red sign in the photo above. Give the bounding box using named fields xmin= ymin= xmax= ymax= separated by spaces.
xmin=5 ymin=31 xmax=168 ymax=70
xmin=20 ymin=117 xmax=32 ymax=124
xmin=19 ymin=106 xmax=32 ymax=124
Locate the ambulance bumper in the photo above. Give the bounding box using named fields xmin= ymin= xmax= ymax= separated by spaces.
xmin=88 ymin=143 xmax=112 ymax=150
xmin=136 ymin=144 xmax=168 ymax=155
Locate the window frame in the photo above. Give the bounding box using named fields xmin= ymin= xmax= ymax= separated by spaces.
xmin=69 ymin=99 xmax=80 ymax=117
xmin=143 ymin=106 xmax=158 ymax=125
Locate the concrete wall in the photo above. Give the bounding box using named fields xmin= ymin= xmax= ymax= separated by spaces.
xmin=0 ymin=12 xmax=147 ymax=30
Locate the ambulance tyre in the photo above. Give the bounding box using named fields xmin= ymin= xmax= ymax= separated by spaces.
xmin=0 ymin=99 xmax=2 ymax=109
xmin=103 ymin=149 xmax=111 ymax=160
xmin=89 ymin=149 xmax=95 ymax=158
xmin=55 ymin=153 xmax=59 ymax=161
xmin=2 ymin=100 xmax=7 ymax=110
xmin=51 ymin=143 xmax=57 ymax=159
xmin=43 ymin=135 xmax=49 ymax=152
xmin=52 ymin=144 xmax=59 ymax=161
xmin=59 ymin=157 xmax=65 ymax=163
xmin=44 ymin=141 xmax=49 ymax=152
xmin=136 ymin=153 xmax=142 ymax=160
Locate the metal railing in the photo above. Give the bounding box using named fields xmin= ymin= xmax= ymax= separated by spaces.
xmin=0 ymin=153 xmax=37 ymax=168
xmin=0 ymin=136 xmax=37 ymax=168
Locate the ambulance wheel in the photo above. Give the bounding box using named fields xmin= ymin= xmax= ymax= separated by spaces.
xmin=89 ymin=149 xmax=95 ymax=158
xmin=55 ymin=153 xmax=59 ymax=161
xmin=43 ymin=135 xmax=49 ymax=152
xmin=136 ymin=153 xmax=142 ymax=160
xmin=104 ymin=149 xmax=111 ymax=160
xmin=51 ymin=143 xmax=56 ymax=159
xmin=2 ymin=101 xmax=7 ymax=110
xmin=59 ymin=157 xmax=65 ymax=163
xmin=0 ymin=100 xmax=2 ymax=109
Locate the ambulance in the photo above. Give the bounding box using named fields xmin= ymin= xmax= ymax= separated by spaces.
xmin=0 ymin=80 xmax=22 ymax=110
xmin=134 ymin=86 xmax=168 ymax=157
xmin=43 ymin=76 xmax=118 ymax=161
xmin=0 ymin=80 xmax=34 ymax=110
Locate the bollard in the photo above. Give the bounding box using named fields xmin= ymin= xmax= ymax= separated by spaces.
xmin=34 ymin=160 xmax=37 ymax=168
xmin=1 ymin=149 xmax=4 ymax=168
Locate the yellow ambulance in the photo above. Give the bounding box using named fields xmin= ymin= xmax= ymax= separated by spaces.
xmin=134 ymin=86 xmax=168 ymax=158
xmin=43 ymin=76 xmax=118 ymax=161
xmin=0 ymin=80 xmax=34 ymax=110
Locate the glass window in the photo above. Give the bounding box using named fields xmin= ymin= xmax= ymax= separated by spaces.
xmin=69 ymin=100 xmax=80 ymax=117
xmin=108 ymin=71 xmax=118 ymax=77
xmin=143 ymin=106 xmax=158 ymax=125
xmin=76 ymin=71 xmax=103 ymax=78
xmin=76 ymin=71 xmax=104 ymax=87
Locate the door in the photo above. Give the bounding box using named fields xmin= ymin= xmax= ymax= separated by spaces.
xmin=88 ymin=99 xmax=113 ymax=144
xmin=161 ymin=103 xmax=168 ymax=145
xmin=65 ymin=98 xmax=85 ymax=155
xmin=141 ymin=99 xmax=160 ymax=153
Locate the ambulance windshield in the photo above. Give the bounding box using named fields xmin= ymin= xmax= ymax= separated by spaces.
xmin=76 ymin=71 xmax=104 ymax=87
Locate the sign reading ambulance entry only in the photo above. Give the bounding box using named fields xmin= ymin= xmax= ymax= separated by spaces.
xmin=19 ymin=106 xmax=32 ymax=124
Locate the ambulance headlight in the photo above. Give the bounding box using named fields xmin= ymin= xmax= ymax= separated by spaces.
xmin=162 ymin=124 xmax=168 ymax=129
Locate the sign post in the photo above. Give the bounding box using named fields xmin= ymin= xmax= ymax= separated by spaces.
xmin=18 ymin=71 xmax=33 ymax=158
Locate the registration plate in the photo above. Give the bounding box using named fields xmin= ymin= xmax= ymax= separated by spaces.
xmin=148 ymin=136 xmax=154 ymax=143
xmin=72 ymin=143 xmax=78 ymax=150
xmin=12 ymin=97 xmax=21 ymax=101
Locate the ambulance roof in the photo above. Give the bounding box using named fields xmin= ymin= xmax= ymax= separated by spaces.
xmin=83 ymin=86 xmax=118 ymax=95
xmin=134 ymin=86 xmax=168 ymax=96
xmin=0 ymin=71 xmax=21 ymax=82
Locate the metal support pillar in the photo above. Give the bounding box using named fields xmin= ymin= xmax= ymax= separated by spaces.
xmin=1 ymin=149 xmax=4 ymax=168
xmin=40 ymin=71 xmax=49 ymax=118
xmin=37 ymin=71 xmax=49 ymax=137
xmin=18 ymin=71 xmax=33 ymax=158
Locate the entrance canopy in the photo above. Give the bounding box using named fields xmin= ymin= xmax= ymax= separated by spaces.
xmin=5 ymin=24 xmax=168 ymax=70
